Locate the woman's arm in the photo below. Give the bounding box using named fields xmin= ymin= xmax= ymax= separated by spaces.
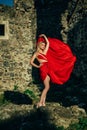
xmin=30 ymin=52 xmax=41 ymax=68
xmin=39 ymin=34 xmax=49 ymax=54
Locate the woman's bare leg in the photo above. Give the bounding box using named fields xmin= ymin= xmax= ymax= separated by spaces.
xmin=37 ymin=75 xmax=50 ymax=107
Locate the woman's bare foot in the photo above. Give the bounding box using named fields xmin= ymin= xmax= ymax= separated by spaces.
xmin=42 ymin=103 xmax=46 ymax=106
xmin=36 ymin=102 xmax=42 ymax=108
xmin=36 ymin=102 xmax=46 ymax=108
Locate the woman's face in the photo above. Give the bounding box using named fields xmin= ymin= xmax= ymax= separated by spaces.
xmin=39 ymin=42 xmax=46 ymax=50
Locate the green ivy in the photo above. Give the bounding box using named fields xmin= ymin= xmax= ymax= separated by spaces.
xmin=13 ymin=84 xmax=19 ymax=91
xmin=24 ymin=89 xmax=37 ymax=100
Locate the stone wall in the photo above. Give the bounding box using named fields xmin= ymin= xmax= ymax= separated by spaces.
xmin=0 ymin=0 xmax=87 ymax=94
xmin=0 ymin=0 xmax=36 ymax=91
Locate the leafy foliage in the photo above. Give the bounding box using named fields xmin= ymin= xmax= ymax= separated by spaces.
xmin=24 ymin=89 xmax=38 ymax=101
xmin=66 ymin=117 xmax=87 ymax=130
xmin=13 ymin=84 xmax=19 ymax=91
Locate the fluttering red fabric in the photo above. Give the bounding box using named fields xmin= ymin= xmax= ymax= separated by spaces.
xmin=37 ymin=37 xmax=76 ymax=85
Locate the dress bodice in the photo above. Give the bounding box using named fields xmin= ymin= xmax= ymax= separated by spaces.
xmin=37 ymin=53 xmax=47 ymax=61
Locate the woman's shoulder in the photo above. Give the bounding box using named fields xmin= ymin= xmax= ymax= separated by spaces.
xmin=34 ymin=51 xmax=40 ymax=57
xmin=31 ymin=51 xmax=38 ymax=57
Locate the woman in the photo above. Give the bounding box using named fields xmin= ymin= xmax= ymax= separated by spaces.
xmin=30 ymin=34 xmax=76 ymax=107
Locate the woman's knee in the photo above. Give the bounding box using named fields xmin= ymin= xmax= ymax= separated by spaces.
xmin=47 ymin=75 xmax=50 ymax=81
xmin=43 ymin=79 xmax=50 ymax=86
xmin=44 ymin=75 xmax=50 ymax=82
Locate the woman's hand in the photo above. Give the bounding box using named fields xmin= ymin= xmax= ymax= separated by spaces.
xmin=38 ymin=34 xmax=49 ymax=55
xmin=38 ymin=63 xmax=43 ymax=68
xmin=39 ymin=34 xmax=46 ymax=37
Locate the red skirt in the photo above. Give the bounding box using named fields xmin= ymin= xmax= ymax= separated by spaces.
xmin=38 ymin=37 xmax=76 ymax=85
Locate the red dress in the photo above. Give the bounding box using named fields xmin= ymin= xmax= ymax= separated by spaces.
xmin=37 ymin=37 xmax=76 ymax=85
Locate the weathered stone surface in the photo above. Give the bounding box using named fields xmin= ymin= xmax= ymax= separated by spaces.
xmin=0 ymin=102 xmax=86 ymax=129
xmin=0 ymin=0 xmax=36 ymax=90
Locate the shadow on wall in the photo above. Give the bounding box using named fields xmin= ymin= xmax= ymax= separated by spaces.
xmin=4 ymin=90 xmax=32 ymax=104
xmin=34 ymin=0 xmax=70 ymax=38
xmin=47 ymin=73 xmax=87 ymax=111
xmin=66 ymin=15 xmax=87 ymax=110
